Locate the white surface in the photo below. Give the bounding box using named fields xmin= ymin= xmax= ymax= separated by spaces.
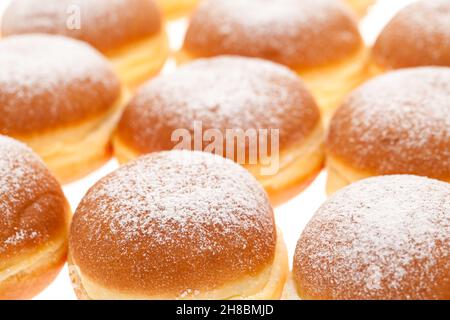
xmin=0 ymin=0 xmax=416 ymax=300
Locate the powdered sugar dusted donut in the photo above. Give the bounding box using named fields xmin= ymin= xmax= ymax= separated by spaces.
xmin=180 ymin=0 xmax=369 ymax=117
xmin=293 ymin=175 xmax=450 ymax=300
xmin=2 ymin=0 xmax=168 ymax=87
xmin=0 ymin=135 xmax=70 ymax=300
xmin=2 ymin=0 xmax=161 ymax=53
xmin=0 ymin=34 xmax=124 ymax=183
xmin=114 ymin=56 xmax=324 ymax=205
xmin=183 ymin=0 xmax=362 ymax=68
xmin=373 ymin=0 xmax=450 ymax=70
xmin=69 ymin=151 xmax=288 ymax=300
xmin=326 ymin=67 xmax=450 ymax=194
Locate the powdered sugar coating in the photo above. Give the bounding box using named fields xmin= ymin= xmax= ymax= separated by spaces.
xmin=327 ymin=67 xmax=450 ymax=180
xmin=2 ymin=0 xmax=161 ymax=53
xmin=374 ymin=0 xmax=450 ymax=69
xmin=184 ymin=0 xmax=362 ymax=68
xmin=294 ymin=175 xmax=450 ymax=300
xmin=0 ymin=34 xmax=121 ymax=135
xmin=70 ymin=151 xmax=276 ymax=296
xmin=118 ymin=56 xmax=320 ymax=153
xmin=0 ymin=135 xmax=68 ymax=260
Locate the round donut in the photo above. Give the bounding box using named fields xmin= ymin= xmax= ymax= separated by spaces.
xmin=69 ymin=150 xmax=288 ymax=300
xmin=0 ymin=135 xmax=70 ymax=300
xmin=0 ymin=34 xmax=124 ymax=183
xmin=326 ymin=67 xmax=450 ymax=194
xmin=180 ymin=0 xmax=369 ymax=118
xmin=1 ymin=0 xmax=168 ymax=88
xmin=114 ymin=56 xmax=324 ymax=206
xmin=292 ymin=175 xmax=450 ymax=300
xmin=372 ymin=0 xmax=450 ymax=72
xmin=155 ymin=0 xmax=200 ymax=18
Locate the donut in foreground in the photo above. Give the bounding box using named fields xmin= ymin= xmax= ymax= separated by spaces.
xmin=0 ymin=135 xmax=70 ymax=300
xmin=0 ymin=34 xmax=125 ymax=183
xmin=326 ymin=67 xmax=450 ymax=194
xmin=114 ymin=56 xmax=324 ymax=206
xmin=180 ymin=0 xmax=370 ymax=119
xmin=372 ymin=0 xmax=450 ymax=74
xmin=69 ymin=151 xmax=288 ymax=299
xmin=156 ymin=0 xmax=200 ymax=19
xmin=292 ymin=175 xmax=450 ymax=300
xmin=1 ymin=0 xmax=168 ymax=88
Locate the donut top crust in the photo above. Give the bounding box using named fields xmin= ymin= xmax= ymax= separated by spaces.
xmin=183 ymin=0 xmax=362 ymax=69
xmin=118 ymin=56 xmax=321 ymax=154
xmin=70 ymin=151 xmax=277 ymax=296
xmin=0 ymin=136 xmax=68 ymax=261
xmin=0 ymin=34 xmax=121 ymax=136
xmin=373 ymin=0 xmax=450 ymax=69
xmin=1 ymin=0 xmax=162 ymax=53
xmin=294 ymin=175 xmax=450 ymax=299
xmin=326 ymin=67 xmax=450 ymax=180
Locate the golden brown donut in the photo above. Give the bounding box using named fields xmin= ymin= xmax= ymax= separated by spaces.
xmin=69 ymin=151 xmax=288 ymax=300
xmin=372 ymin=0 xmax=450 ymax=73
xmin=291 ymin=175 xmax=450 ymax=300
xmin=114 ymin=56 xmax=324 ymax=206
xmin=0 ymin=135 xmax=70 ymax=300
xmin=0 ymin=34 xmax=125 ymax=183
xmin=156 ymin=0 xmax=200 ymax=19
xmin=326 ymin=67 xmax=450 ymax=195
xmin=180 ymin=0 xmax=370 ymax=119
xmin=1 ymin=0 xmax=168 ymax=88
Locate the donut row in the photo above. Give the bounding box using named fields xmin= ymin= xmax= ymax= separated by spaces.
xmin=0 ymin=54 xmax=448 ymax=202
xmin=0 ymin=138 xmax=449 ymax=299
xmin=2 ymin=0 xmax=448 ymax=100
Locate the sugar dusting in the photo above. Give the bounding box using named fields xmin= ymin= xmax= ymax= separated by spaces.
xmin=185 ymin=0 xmax=362 ymax=68
xmin=77 ymin=151 xmax=274 ymax=250
xmin=71 ymin=151 xmax=276 ymax=294
xmin=4 ymin=230 xmax=39 ymax=246
xmin=0 ymin=136 xmax=48 ymax=253
xmin=374 ymin=0 xmax=450 ymax=68
xmin=0 ymin=34 xmax=114 ymax=100
xmin=1 ymin=0 xmax=161 ymax=52
xmin=327 ymin=67 xmax=450 ymax=178
xmin=294 ymin=175 xmax=450 ymax=299
xmin=401 ymin=0 xmax=450 ymax=37
xmin=0 ymin=34 xmax=120 ymax=134
xmin=348 ymin=68 xmax=450 ymax=147
xmin=121 ymin=56 xmax=319 ymax=150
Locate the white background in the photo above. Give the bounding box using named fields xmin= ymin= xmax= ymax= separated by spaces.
xmin=0 ymin=0 xmax=416 ymax=300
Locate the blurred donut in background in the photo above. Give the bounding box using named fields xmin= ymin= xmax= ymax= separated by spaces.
xmin=180 ymin=0 xmax=371 ymax=120
xmin=1 ymin=0 xmax=169 ymax=88
xmin=372 ymin=0 xmax=450 ymax=74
